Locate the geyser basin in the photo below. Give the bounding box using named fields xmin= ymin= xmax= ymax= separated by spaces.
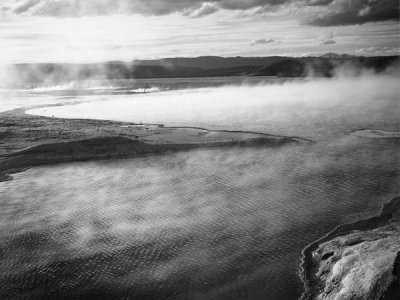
xmin=1 ymin=73 xmax=399 ymax=299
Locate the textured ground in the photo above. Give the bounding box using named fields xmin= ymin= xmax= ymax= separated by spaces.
xmin=301 ymin=197 xmax=400 ymax=300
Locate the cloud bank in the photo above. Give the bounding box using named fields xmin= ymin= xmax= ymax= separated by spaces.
xmin=306 ymin=0 xmax=400 ymax=26
xmin=2 ymin=0 xmax=288 ymax=17
xmin=2 ymin=0 xmax=399 ymax=26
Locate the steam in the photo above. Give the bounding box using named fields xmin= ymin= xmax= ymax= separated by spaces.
xmin=27 ymin=67 xmax=400 ymax=140
xmin=0 ymin=62 xmax=118 ymax=89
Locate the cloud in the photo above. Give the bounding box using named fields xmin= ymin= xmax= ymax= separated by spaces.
xmin=1 ymin=0 xmax=398 ymax=28
xmin=321 ymin=39 xmax=335 ymax=44
xmin=189 ymin=2 xmax=219 ymax=17
xmin=355 ymin=46 xmax=400 ymax=55
xmin=13 ymin=0 xmax=40 ymax=14
xmin=3 ymin=0 xmax=293 ymax=17
xmin=319 ymin=32 xmax=336 ymax=44
xmin=305 ymin=0 xmax=400 ymax=26
xmin=250 ymin=38 xmax=275 ymax=46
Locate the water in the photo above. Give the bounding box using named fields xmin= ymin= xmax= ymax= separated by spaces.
xmin=1 ymin=75 xmax=400 ymax=299
xmin=27 ymin=75 xmax=400 ymax=140
xmin=0 ymin=76 xmax=283 ymax=113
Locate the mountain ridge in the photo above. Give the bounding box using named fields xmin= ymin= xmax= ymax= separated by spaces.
xmin=3 ymin=55 xmax=399 ymax=87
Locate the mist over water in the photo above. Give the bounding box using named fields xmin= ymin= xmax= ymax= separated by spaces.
xmin=1 ymin=74 xmax=400 ymax=299
xmin=0 ymin=76 xmax=279 ymax=113
xmin=28 ymin=74 xmax=400 ymax=140
xmin=1 ymin=142 xmax=400 ymax=299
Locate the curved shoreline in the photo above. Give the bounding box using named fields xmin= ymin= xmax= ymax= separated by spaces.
xmin=300 ymin=196 xmax=400 ymax=299
xmin=0 ymin=109 xmax=311 ymax=183
xmin=26 ymin=104 xmax=313 ymax=144
xmin=147 ymin=125 xmax=314 ymax=143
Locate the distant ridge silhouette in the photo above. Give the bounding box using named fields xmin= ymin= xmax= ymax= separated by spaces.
xmin=4 ymin=55 xmax=398 ymax=87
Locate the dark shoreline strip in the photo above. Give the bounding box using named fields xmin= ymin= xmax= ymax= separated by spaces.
xmin=299 ymin=196 xmax=400 ymax=300
xmin=24 ymin=104 xmax=313 ymax=143
xmin=0 ymin=134 xmax=301 ymax=183
xmin=26 ymin=113 xmax=313 ymax=143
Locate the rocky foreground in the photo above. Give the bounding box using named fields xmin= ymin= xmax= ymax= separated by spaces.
xmin=301 ymin=196 xmax=400 ymax=300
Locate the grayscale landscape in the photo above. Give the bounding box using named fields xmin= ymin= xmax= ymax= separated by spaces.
xmin=0 ymin=1 xmax=399 ymax=300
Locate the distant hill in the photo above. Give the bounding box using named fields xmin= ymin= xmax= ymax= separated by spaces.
xmin=133 ymin=56 xmax=287 ymax=70
xmin=253 ymin=56 xmax=399 ymax=77
xmin=3 ymin=55 xmax=399 ymax=87
xmin=319 ymin=53 xmax=356 ymax=59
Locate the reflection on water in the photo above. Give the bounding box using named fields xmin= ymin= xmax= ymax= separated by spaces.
xmin=1 ymin=137 xmax=399 ymax=299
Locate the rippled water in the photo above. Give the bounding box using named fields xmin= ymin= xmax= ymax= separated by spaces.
xmin=1 ymin=138 xmax=400 ymax=299
xmin=1 ymin=75 xmax=400 ymax=299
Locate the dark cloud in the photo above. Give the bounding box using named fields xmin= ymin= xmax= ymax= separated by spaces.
xmin=250 ymin=38 xmax=275 ymax=46
xmin=218 ymin=0 xmax=288 ymax=10
xmin=321 ymin=39 xmax=336 ymax=44
xmin=13 ymin=0 xmax=40 ymax=14
xmin=306 ymin=0 xmax=400 ymax=26
xmin=6 ymin=0 xmax=292 ymax=17
xmin=307 ymin=0 xmax=334 ymax=6
xmin=8 ymin=0 xmax=191 ymax=16
xmin=3 ymin=0 xmax=399 ymax=27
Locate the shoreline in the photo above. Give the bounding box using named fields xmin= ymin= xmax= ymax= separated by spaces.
xmin=0 ymin=108 xmax=311 ymax=183
xmin=349 ymin=128 xmax=400 ymax=139
xmin=300 ymin=196 xmax=400 ymax=299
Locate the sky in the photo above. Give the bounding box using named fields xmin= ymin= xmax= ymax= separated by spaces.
xmin=0 ymin=0 xmax=399 ymax=63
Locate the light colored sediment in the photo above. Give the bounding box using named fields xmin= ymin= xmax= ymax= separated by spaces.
xmin=350 ymin=129 xmax=400 ymax=139
xmin=301 ymin=197 xmax=400 ymax=300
